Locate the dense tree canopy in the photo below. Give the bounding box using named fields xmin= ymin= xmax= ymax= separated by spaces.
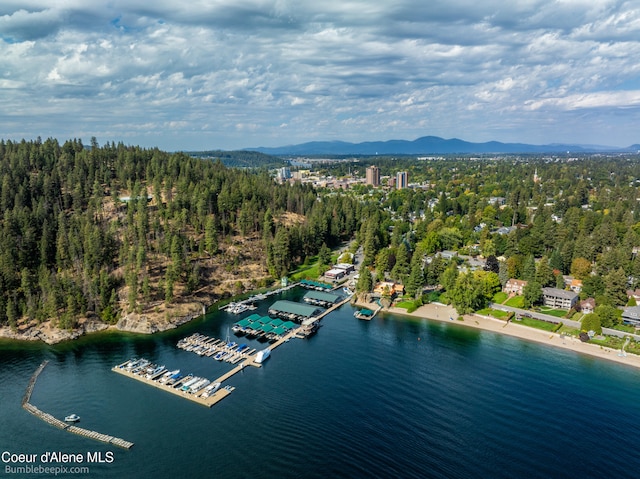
xmin=0 ymin=138 xmax=363 ymax=329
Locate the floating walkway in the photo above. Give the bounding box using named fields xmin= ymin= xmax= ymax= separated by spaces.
xmin=22 ymin=361 xmax=134 ymax=449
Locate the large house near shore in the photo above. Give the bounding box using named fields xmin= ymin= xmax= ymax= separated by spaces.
xmin=541 ymin=287 xmax=578 ymax=310
xmin=373 ymin=281 xmax=405 ymax=297
xmin=622 ymin=306 xmax=640 ymax=327
xmin=504 ymin=279 xmax=527 ymax=295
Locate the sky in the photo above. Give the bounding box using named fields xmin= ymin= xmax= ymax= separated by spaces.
xmin=2 ymin=1 xmax=640 ymax=151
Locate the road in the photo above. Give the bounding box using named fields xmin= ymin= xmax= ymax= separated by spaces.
xmin=489 ymin=302 xmax=640 ymax=340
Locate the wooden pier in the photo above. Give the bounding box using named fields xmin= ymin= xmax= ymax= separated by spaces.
xmin=22 ymin=361 xmax=134 ymax=449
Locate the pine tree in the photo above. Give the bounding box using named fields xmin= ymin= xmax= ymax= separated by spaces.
xmin=405 ymin=260 xmax=424 ymax=297
xmin=356 ymin=264 xmax=373 ymax=293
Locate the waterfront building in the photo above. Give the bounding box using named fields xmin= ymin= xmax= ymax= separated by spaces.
xmin=541 ymin=287 xmax=578 ymax=309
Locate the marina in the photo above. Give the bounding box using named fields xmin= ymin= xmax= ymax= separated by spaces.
xmin=112 ymin=290 xmax=353 ymax=408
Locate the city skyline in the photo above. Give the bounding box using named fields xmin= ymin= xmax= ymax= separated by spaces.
xmin=2 ymin=1 xmax=640 ymax=151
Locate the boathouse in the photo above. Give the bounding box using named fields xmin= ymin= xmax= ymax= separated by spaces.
xmin=268 ymin=300 xmax=324 ymax=323
xmin=303 ymin=290 xmax=341 ymax=307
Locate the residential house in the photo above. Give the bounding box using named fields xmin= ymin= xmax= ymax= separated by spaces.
xmin=504 ymin=279 xmax=527 ymax=295
xmin=579 ymin=298 xmax=595 ymax=314
xmin=626 ymin=289 xmax=640 ymax=303
xmin=569 ymin=279 xmax=583 ymax=293
xmin=373 ymin=281 xmax=405 ymax=297
xmin=542 ymin=287 xmax=578 ymax=310
xmin=621 ymin=306 xmax=640 ymax=327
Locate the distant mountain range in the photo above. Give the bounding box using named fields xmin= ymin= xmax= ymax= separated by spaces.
xmin=246 ymin=136 xmax=640 ymax=156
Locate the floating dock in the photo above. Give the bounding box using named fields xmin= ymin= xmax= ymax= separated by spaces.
xmin=354 ymin=305 xmax=381 ymax=320
xmin=111 ymin=364 xmax=233 ymax=408
xmin=23 ymin=361 xmax=134 ymax=449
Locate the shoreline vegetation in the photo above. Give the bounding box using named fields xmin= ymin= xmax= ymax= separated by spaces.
xmin=5 ymin=281 xmax=640 ymax=374
xmin=355 ymin=300 xmax=640 ymax=370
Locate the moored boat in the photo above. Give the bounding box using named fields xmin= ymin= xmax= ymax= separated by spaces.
xmin=64 ymin=413 xmax=80 ymax=422
xmin=201 ymin=382 xmax=221 ymax=398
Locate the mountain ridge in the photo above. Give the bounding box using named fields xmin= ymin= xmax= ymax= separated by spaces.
xmin=245 ymin=135 xmax=638 ymax=155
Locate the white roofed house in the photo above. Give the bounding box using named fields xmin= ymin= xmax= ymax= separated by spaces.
xmin=542 ymin=287 xmax=578 ymax=310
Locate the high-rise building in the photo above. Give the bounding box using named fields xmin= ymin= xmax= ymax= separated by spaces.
xmin=366 ymin=165 xmax=380 ymax=186
xmin=396 ymin=171 xmax=408 ymax=189
xmin=277 ymin=167 xmax=291 ymax=181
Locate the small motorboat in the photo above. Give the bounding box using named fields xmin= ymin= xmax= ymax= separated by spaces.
xmin=64 ymin=413 xmax=80 ymax=422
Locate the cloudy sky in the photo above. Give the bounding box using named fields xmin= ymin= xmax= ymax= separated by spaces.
xmin=2 ymin=1 xmax=640 ymax=150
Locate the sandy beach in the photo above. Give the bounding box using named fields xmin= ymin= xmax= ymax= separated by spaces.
xmin=356 ymin=300 xmax=640 ymax=370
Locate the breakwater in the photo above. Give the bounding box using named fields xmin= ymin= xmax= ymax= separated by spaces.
xmin=22 ymin=361 xmax=134 ymax=449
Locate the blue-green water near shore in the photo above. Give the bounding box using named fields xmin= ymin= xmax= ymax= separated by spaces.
xmin=1 ymin=287 xmax=640 ymax=478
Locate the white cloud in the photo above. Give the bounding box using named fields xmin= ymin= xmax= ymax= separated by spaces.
xmin=0 ymin=0 xmax=640 ymax=149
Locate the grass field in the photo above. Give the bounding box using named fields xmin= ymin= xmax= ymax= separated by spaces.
xmin=538 ymin=307 xmax=568 ymax=318
xmin=492 ymin=292 xmax=508 ymax=304
xmin=505 ymin=296 xmax=525 ymax=308
xmin=395 ymin=300 xmax=414 ymax=310
xmin=477 ymin=308 xmax=510 ymax=319
xmin=589 ymin=336 xmax=640 ymax=355
xmin=514 ymin=316 xmax=559 ymax=331
xmin=290 ymin=256 xmax=320 ymax=280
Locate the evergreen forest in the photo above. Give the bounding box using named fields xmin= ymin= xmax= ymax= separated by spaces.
xmin=0 ymin=138 xmax=362 ymax=330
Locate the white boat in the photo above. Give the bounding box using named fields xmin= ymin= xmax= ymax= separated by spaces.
xmin=146 ymin=365 xmax=165 ymax=379
xmin=159 ymin=369 xmax=179 ymax=383
xmin=255 ymin=348 xmax=271 ymax=364
xmin=64 ymin=414 xmax=80 ymax=422
xmin=181 ymin=376 xmax=201 ymax=391
xmin=201 ymin=382 xmax=221 ymax=398
xmin=190 ymin=379 xmax=211 ymax=393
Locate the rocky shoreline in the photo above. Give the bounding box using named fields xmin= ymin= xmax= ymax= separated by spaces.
xmin=0 ymin=303 xmax=206 ymax=345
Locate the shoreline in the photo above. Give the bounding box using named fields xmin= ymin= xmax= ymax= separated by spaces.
xmin=358 ymin=300 xmax=640 ymax=370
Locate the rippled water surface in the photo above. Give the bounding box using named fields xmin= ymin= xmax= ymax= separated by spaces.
xmin=1 ymin=289 xmax=639 ymax=478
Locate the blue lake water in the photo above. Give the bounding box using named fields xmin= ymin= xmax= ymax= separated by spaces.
xmin=1 ymin=288 xmax=639 ymax=478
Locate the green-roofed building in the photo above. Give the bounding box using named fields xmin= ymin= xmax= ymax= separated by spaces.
xmin=260 ymin=323 xmax=274 ymax=333
xmin=269 ymin=318 xmax=284 ymax=327
xmin=256 ymin=315 xmax=272 ymax=324
xmin=303 ymin=290 xmax=341 ymax=307
xmin=268 ymin=300 xmax=323 ymax=322
xmin=271 ymin=326 xmax=287 ymax=336
xmin=282 ymin=321 xmax=297 ymax=330
xmin=235 ymin=318 xmax=253 ymax=327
